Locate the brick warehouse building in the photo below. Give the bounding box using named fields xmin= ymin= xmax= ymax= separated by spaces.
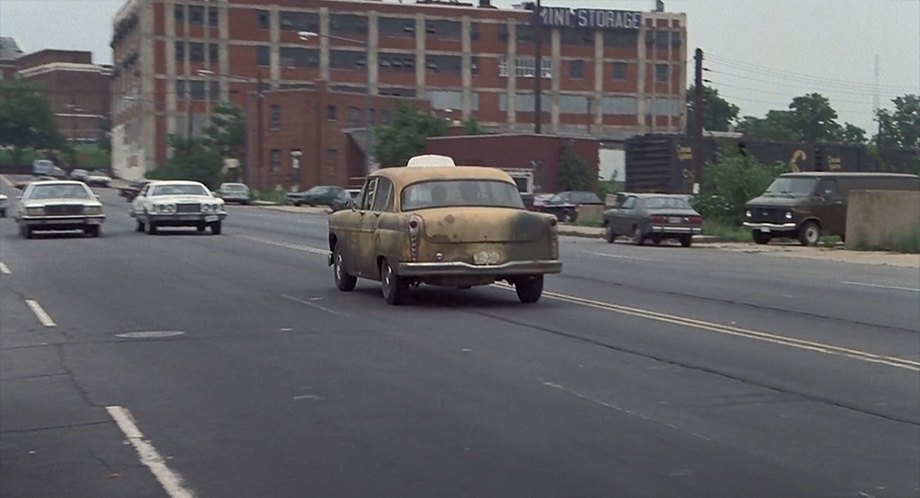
xmin=14 ymin=50 xmax=112 ymax=143
xmin=110 ymin=0 xmax=687 ymax=185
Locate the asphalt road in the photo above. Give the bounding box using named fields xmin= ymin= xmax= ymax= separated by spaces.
xmin=1 ymin=181 xmax=918 ymax=498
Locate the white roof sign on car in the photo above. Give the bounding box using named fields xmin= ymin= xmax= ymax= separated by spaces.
xmin=406 ymin=154 xmax=456 ymax=168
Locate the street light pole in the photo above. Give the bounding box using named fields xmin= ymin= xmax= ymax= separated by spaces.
xmin=299 ymin=31 xmax=373 ymax=175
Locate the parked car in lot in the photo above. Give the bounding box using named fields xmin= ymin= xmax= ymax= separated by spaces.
xmin=743 ymin=172 xmax=920 ymax=246
xmin=13 ymin=180 xmax=105 ymax=238
xmin=70 ymin=169 xmax=90 ymax=182
xmin=85 ymin=171 xmax=112 ymax=187
xmin=216 ymin=182 xmax=252 ymax=204
xmin=603 ymin=193 xmax=702 ymax=247
xmin=119 ymin=179 xmax=151 ymax=202
xmin=130 ymin=180 xmax=226 ymax=235
xmin=328 ymin=155 xmax=562 ymax=305
xmin=0 ymin=193 xmax=8 ymax=218
xmin=287 ymin=185 xmax=346 ymax=208
xmin=534 ymin=191 xmax=603 ymax=222
xmin=32 ymin=159 xmax=67 ymax=179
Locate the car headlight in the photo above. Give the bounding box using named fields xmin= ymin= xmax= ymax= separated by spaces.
xmin=26 ymin=206 xmax=45 ymax=216
xmin=785 ymin=211 xmax=793 ymax=220
xmin=156 ymin=203 xmax=175 ymax=213
xmin=85 ymin=206 xmax=102 ymax=215
xmin=202 ymin=204 xmax=212 ymax=213
xmin=745 ymin=210 xmax=752 ymax=218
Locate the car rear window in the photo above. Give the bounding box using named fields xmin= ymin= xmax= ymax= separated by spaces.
xmin=400 ymin=180 xmax=524 ymax=211
xmin=645 ymin=197 xmax=691 ymax=209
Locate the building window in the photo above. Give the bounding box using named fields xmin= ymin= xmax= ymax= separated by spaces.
xmin=347 ymin=107 xmax=360 ymax=127
xmin=269 ymin=105 xmax=281 ymax=130
xmin=174 ymin=5 xmax=184 ymax=22
xmin=424 ymin=19 xmax=461 ymax=40
xmin=330 ymin=50 xmax=365 ymax=70
xmin=379 ymin=17 xmax=415 ymax=38
xmin=500 ymin=57 xmax=552 ymax=79
xmin=256 ymin=9 xmax=270 ymax=30
xmin=612 ymin=62 xmax=627 ymax=81
xmin=188 ymin=5 xmax=204 ymax=25
xmin=270 ymin=150 xmax=281 ymax=172
xmin=379 ymin=52 xmax=415 ymax=72
xmin=330 ymin=14 xmax=368 ymax=36
xmin=325 ymin=148 xmax=338 ymax=163
xmin=209 ymin=43 xmax=218 ymax=63
xmin=207 ymin=7 xmax=218 ymax=27
xmin=604 ymin=31 xmax=638 ymax=48
xmin=175 ymin=41 xmax=185 ymax=60
xmin=655 ymin=63 xmax=669 ymax=82
xmin=569 ymin=60 xmax=585 ymax=79
xmin=280 ymin=11 xmax=319 ymax=32
xmin=326 ymin=105 xmax=337 ymax=121
xmin=381 ymin=110 xmax=391 ymax=124
xmin=257 ymin=46 xmax=270 ymax=66
xmin=280 ymin=47 xmax=319 ymax=68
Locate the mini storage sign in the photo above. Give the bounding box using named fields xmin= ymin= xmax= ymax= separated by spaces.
xmin=539 ymin=7 xmax=642 ymax=30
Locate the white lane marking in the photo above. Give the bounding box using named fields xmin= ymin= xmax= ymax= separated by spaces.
xmin=0 ymin=262 xmax=10 ymax=275
xmin=492 ymin=283 xmax=920 ymax=371
xmin=280 ymin=293 xmax=348 ymax=316
xmin=25 ymin=300 xmax=55 ymax=327
xmin=841 ymin=281 xmax=920 ymax=293
xmin=105 ymin=406 xmax=196 ymax=498
xmin=235 ymin=234 xmax=329 ymax=256
xmin=590 ymin=252 xmax=651 ymax=262
xmin=0 ymin=175 xmax=13 ymax=187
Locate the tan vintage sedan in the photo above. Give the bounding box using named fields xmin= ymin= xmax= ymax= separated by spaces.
xmin=328 ymin=155 xmax=562 ymax=305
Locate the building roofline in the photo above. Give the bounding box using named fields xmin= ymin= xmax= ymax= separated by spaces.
xmin=17 ymin=63 xmax=112 ymax=79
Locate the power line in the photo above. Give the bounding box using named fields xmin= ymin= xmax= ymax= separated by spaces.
xmin=705 ymin=68 xmax=909 ymax=97
xmin=718 ymin=93 xmax=877 ymax=116
xmin=708 ymin=80 xmax=878 ymax=107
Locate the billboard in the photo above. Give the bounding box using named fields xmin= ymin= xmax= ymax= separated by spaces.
xmin=539 ymin=7 xmax=642 ymax=30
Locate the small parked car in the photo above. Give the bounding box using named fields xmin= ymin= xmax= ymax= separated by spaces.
xmin=536 ymin=191 xmax=603 ymax=222
xmin=14 ymin=180 xmax=105 ymax=238
xmin=328 ymin=155 xmax=562 ymax=305
xmin=744 ymin=172 xmax=920 ymax=246
xmin=70 ymin=169 xmax=90 ymax=182
xmin=287 ymin=185 xmax=345 ymax=208
xmin=0 ymin=193 xmax=8 ymax=218
xmin=32 ymin=159 xmax=67 ymax=179
xmin=130 ymin=180 xmax=226 ymax=235
xmin=85 ymin=171 xmax=112 ymax=187
xmin=603 ymin=193 xmax=703 ymax=247
xmin=216 ymin=182 xmax=252 ymax=204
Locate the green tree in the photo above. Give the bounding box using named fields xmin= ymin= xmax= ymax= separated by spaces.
xmin=0 ymin=79 xmax=63 ymax=167
xmin=788 ymin=93 xmax=840 ymax=143
xmin=463 ymin=117 xmax=488 ymax=135
xmin=736 ymin=110 xmax=796 ymax=141
xmin=205 ymin=101 xmax=246 ymax=159
xmin=687 ymin=84 xmax=740 ymax=132
xmin=876 ymin=94 xmax=920 ymax=148
xmin=149 ymin=135 xmax=223 ymax=187
xmin=558 ymin=142 xmax=593 ymax=191
xmin=837 ymin=122 xmax=867 ymax=145
xmin=695 ymin=146 xmax=789 ymax=226
xmin=373 ymin=101 xmax=448 ymax=167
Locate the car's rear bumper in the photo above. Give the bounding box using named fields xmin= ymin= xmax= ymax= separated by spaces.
xmin=20 ymin=215 xmax=105 ymax=228
xmin=650 ymin=226 xmax=703 ymax=234
xmin=397 ymin=260 xmax=562 ymax=277
xmin=743 ymin=222 xmax=797 ymax=232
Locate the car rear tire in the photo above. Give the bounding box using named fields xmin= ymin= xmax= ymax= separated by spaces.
xmin=679 ymin=234 xmax=692 ymax=247
xmin=604 ymin=223 xmax=616 ymax=243
xmin=84 ymin=225 xmax=100 ymax=238
xmin=135 ymin=221 xmax=144 ymax=232
xmin=798 ymin=221 xmax=821 ymax=246
xmin=752 ymin=231 xmax=771 ymax=245
xmin=146 ymin=220 xmax=158 ymax=235
xmin=211 ymin=221 xmax=222 ymax=235
xmin=515 ymin=275 xmax=544 ymax=304
xmin=197 ymin=224 xmax=206 ymax=233
xmin=333 ymin=246 xmax=357 ymax=292
xmin=632 ymin=226 xmax=645 ymax=246
xmin=561 ymin=210 xmax=576 ymax=223
xmin=381 ymin=259 xmax=408 ymax=305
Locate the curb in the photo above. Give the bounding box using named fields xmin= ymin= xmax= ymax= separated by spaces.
xmin=556 ymin=226 xmax=729 ymax=244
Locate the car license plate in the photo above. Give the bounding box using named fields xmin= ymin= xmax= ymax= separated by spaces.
xmin=760 ymin=227 xmax=770 ymax=233
xmin=205 ymin=215 xmax=218 ymax=222
xmin=668 ymin=217 xmax=682 ymax=224
xmin=473 ymin=250 xmax=501 ymax=265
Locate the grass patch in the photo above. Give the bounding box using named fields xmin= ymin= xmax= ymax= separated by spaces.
xmin=702 ymin=218 xmax=752 ymax=242
xmin=820 ymin=235 xmax=842 ymax=247
xmin=575 ymin=215 xmax=603 ymax=228
xmin=890 ymin=225 xmax=920 ymax=254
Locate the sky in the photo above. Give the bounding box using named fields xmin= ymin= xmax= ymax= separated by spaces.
xmin=1 ymin=0 xmax=917 ymax=132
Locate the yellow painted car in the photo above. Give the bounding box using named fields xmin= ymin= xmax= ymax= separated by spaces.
xmin=328 ymin=155 xmax=562 ymax=305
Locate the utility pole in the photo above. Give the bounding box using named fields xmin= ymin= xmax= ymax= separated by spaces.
xmin=692 ymin=48 xmax=704 ymax=193
xmin=256 ymin=71 xmax=265 ymax=192
xmin=533 ymin=0 xmax=542 ymax=134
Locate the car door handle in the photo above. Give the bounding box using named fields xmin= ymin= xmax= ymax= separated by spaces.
xmin=373 ymin=212 xmax=381 ymax=217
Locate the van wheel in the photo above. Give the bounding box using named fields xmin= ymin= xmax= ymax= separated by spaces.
xmin=752 ymin=231 xmax=771 ymax=245
xmin=798 ymin=221 xmax=821 ymax=246
xmin=515 ymin=275 xmax=544 ymax=303
xmin=604 ymin=222 xmax=616 ymax=243
xmin=381 ymin=259 xmax=408 ymax=305
xmin=333 ymin=245 xmax=357 ymax=292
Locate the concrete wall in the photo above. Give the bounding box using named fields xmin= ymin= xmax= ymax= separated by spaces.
xmin=845 ymin=190 xmax=920 ymax=249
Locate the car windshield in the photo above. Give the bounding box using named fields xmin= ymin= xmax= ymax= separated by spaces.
xmin=400 ymin=180 xmax=524 ymax=211
xmin=28 ymin=184 xmax=92 ymax=200
xmin=150 ymin=184 xmax=209 ymax=196
xmin=764 ymin=177 xmax=816 ymax=197
xmin=222 ymin=184 xmax=247 ymax=191
xmin=645 ymin=197 xmax=692 ymax=209
xmin=306 ymin=186 xmax=337 ymax=195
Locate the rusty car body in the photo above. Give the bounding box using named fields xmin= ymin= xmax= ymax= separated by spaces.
xmin=327 ymin=156 xmax=562 ymax=305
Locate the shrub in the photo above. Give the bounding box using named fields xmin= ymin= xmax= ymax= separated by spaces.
xmin=694 ymin=147 xmax=789 ymax=226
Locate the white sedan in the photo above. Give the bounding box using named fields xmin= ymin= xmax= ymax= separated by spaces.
xmin=14 ymin=180 xmax=105 ymax=238
xmin=130 ymin=180 xmax=226 ymax=235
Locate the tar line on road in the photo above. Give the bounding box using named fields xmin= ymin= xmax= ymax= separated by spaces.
xmin=106 ymin=405 xmax=197 ymax=498
xmin=232 ymin=234 xmax=920 ymax=372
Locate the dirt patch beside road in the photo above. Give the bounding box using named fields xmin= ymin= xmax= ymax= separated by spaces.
xmin=707 ymin=242 xmax=920 ymax=268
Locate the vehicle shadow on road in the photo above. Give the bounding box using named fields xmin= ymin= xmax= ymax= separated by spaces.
xmin=350 ymin=285 xmax=536 ymax=309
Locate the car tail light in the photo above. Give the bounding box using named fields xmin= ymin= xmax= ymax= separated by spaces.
xmin=408 ymin=215 xmax=422 ymax=261
xmin=548 ymin=217 xmax=557 ymax=227
xmin=650 ymin=215 xmax=667 ymax=224
xmin=688 ymin=216 xmax=703 ymax=225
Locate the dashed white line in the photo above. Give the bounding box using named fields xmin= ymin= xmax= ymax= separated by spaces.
xmin=106 ymin=405 xmax=196 ymax=498
xmin=0 ymin=262 xmax=10 ymax=275
xmin=590 ymin=252 xmax=651 ymax=262
xmin=235 ymin=234 xmax=329 ymax=256
xmin=841 ymin=281 xmax=920 ymax=293
xmin=280 ymin=293 xmax=348 ymax=316
xmin=25 ymin=300 xmax=56 ymax=327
